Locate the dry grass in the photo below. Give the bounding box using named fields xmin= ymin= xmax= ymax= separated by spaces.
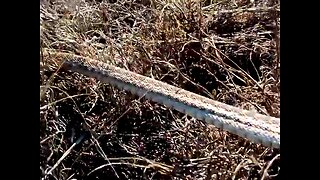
xmin=40 ymin=0 xmax=280 ymax=179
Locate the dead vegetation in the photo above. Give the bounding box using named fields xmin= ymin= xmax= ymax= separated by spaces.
xmin=40 ymin=0 xmax=280 ymax=179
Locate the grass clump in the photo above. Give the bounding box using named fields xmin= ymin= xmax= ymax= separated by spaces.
xmin=40 ymin=0 xmax=280 ymax=179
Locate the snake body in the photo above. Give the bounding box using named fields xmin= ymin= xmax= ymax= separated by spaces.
xmin=41 ymin=51 xmax=280 ymax=149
